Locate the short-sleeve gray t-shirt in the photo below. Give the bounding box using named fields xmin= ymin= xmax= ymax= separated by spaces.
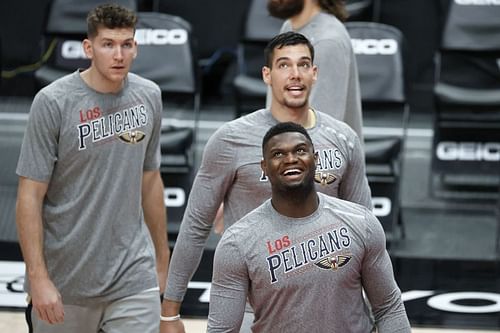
xmin=16 ymin=70 xmax=163 ymax=305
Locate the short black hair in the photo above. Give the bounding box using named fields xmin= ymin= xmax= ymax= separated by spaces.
xmin=264 ymin=31 xmax=315 ymax=68
xmin=262 ymin=122 xmax=314 ymax=153
xmin=87 ymin=3 xmax=137 ymax=38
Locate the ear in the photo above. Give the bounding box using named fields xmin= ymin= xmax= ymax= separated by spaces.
xmin=262 ymin=66 xmax=271 ymax=86
xmin=82 ymin=39 xmax=93 ymax=60
xmin=260 ymin=157 xmax=267 ymax=177
xmin=312 ymin=64 xmax=318 ymax=83
xmin=314 ymin=151 xmax=319 ymax=162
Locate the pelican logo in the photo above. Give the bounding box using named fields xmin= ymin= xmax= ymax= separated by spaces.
xmin=314 ymin=172 xmax=337 ymax=186
xmin=315 ymin=255 xmax=351 ymax=270
xmin=119 ymin=130 xmax=146 ymax=144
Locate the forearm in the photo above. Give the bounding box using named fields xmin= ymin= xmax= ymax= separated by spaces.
xmin=15 ymin=178 xmax=49 ymax=282
xmin=142 ymin=170 xmax=170 ymax=290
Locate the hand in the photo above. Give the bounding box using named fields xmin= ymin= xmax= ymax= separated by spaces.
xmin=160 ymin=319 xmax=185 ymax=333
xmin=30 ymin=277 xmax=64 ymax=324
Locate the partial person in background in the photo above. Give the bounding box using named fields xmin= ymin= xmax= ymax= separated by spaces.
xmin=161 ymin=31 xmax=371 ymax=333
xmin=207 ymin=121 xmax=410 ymax=332
xmin=267 ymin=0 xmax=364 ymax=140
xmin=15 ymin=4 xmax=169 ymax=332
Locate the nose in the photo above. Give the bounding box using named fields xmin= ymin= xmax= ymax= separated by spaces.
xmin=284 ymin=151 xmax=298 ymax=163
xmin=288 ymin=65 xmax=300 ymax=79
xmin=113 ymin=46 xmax=124 ymax=60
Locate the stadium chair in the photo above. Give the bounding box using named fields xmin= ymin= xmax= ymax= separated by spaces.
xmin=346 ymin=22 xmax=409 ymax=243
xmin=232 ymin=0 xmax=283 ymax=118
xmin=430 ymin=1 xmax=500 ymax=200
xmin=132 ymin=12 xmax=201 ymax=245
xmin=34 ymin=0 xmax=137 ymax=86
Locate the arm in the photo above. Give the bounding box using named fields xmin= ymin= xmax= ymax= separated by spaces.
xmin=16 ymin=177 xmax=64 ymax=324
xmin=207 ymin=231 xmax=248 ymax=332
xmin=161 ymin=128 xmax=237 ymax=332
xmin=338 ymin=134 xmax=373 ymax=209
xmin=361 ymin=212 xmax=411 ymax=332
xmin=142 ymin=169 xmax=170 ymax=294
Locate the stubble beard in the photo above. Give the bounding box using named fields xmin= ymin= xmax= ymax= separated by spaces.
xmin=268 ymin=0 xmax=305 ymax=19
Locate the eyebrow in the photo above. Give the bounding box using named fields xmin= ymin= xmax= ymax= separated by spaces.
xmin=274 ymin=56 xmax=312 ymax=64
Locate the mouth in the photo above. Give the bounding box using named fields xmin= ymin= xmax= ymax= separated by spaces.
xmin=285 ymin=84 xmax=305 ymax=96
xmin=282 ymin=168 xmax=304 ymax=179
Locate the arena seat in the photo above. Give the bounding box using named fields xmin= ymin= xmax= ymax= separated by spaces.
xmin=346 ymin=21 xmax=409 ymax=243
xmin=232 ymin=0 xmax=283 ymax=118
xmin=430 ymin=0 xmax=500 ymax=200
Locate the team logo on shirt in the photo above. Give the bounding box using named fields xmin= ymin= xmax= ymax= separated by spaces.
xmin=314 ymin=172 xmax=337 ymax=186
xmin=266 ymin=226 xmax=352 ymax=284
xmin=119 ymin=130 xmax=146 ymax=144
xmin=77 ymin=104 xmax=148 ymax=150
xmin=315 ymin=255 xmax=352 ymax=270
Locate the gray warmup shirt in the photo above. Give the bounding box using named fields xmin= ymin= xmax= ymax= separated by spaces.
xmin=16 ymin=70 xmax=163 ymax=305
xmin=165 ymin=109 xmax=371 ymax=302
xmin=267 ymin=12 xmax=364 ymax=140
xmin=208 ymin=193 xmax=410 ymax=332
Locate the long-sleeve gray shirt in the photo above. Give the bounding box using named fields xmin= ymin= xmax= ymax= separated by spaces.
xmin=267 ymin=12 xmax=364 ymax=140
xmin=164 ymin=109 xmax=372 ymax=302
xmin=208 ymin=193 xmax=410 ymax=332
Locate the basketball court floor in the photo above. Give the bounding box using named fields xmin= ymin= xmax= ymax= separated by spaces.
xmin=1 ymin=96 xmax=499 ymax=331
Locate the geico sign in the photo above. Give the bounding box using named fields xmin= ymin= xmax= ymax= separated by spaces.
xmin=351 ymin=38 xmax=398 ymax=55
xmin=455 ymin=0 xmax=500 ymax=5
xmin=372 ymin=197 xmax=391 ymax=217
xmin=163 ymin=187 xmax=186 ymax=207
xmin=61 ymin=40 xmax=86 ymax=59
xmin=436 ymin=141 xmax=500 ymax=161
xmin=135 ymin=28 xmax=187 ymax=45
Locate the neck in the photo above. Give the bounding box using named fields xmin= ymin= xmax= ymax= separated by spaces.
xmin=290 ymin=0 xmax=322 ymax=30
xmin=271 ymin=191 xmax=319 ymax=218
xmin=80 ymin=67 xmax=124 ymax=94
xmin=271 ymin=106 xmax=316 ymax=129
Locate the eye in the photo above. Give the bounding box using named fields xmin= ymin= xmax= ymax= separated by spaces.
xmin=103 ymin=41 xmax=113 ymax=48
xmin=273 ymin=151 xmax=283 ymax=158
xmin=297 ymin=148 xmax=306 ymax=154
xmin=123 ymin=42 xmax=133 ymax=49
xmin=278 ymin=63 xmax=288 ymax=69
xmin=299 ymin=62 xmax=311 ymax=69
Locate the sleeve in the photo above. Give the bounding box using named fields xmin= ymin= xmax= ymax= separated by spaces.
xmin=338 ymin=134 xmax=373 ymax=210
xmin=164 ymin=126 xmax=238 ymax=302
xmin=143 ymin=85 xmax=162 ymax=171
xmin=361 ymin=211 xmax=411 ymax=332
xmin=342 ymin=49 xmax=364 ymax=142
xmin=16 ymin=91 xmax=60 ymax=182
xmin=207 ymin=231 xmax=248 ymax=333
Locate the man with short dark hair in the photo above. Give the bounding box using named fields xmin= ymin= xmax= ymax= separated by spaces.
xmin=267 ymin=0 xmax=364 ymax=140
xmin=207 ymin=121 xmax=411 ymax=332
xmin=16 ymin=3 xmax=169 ymax=332
xmin=161 ymin=31 xmax=372 ymax=333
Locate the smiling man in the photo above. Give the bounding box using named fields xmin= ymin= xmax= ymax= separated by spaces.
xmin=161 ymin=32 xmax=371 ymax=333
xmin=16 ymin=4 xmax=169 ymax=333
xmin=207 ymin=122 xmax=411 ymax=332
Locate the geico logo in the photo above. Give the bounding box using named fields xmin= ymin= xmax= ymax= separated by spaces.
xmin=351 ymin=38 xmax=398 ymax=55
xmin=436 ymin=141 xmax=500 ymax=161
xmin=372 ymin=197 xmax=391 ymax=217
xmin=163 ymin=187 xmax=186 ymax=207
xmin=61 ymin=40 xmax=86 ymax=59
xmin=135 ymin=29 xmax=188 ymax=45
xmin=455 ymin=0 xmax=500 ymax=5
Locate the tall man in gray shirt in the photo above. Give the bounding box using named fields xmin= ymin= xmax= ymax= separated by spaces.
xmin=16 ymin=4 xmax=169 ymax=333
xmin=208 ymin=121 xmax=410 ymax=332
xmin=267 ymin=0 xmax=364 ymax=140
xmin=161 ymin=32 xmax=372 ymax=332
